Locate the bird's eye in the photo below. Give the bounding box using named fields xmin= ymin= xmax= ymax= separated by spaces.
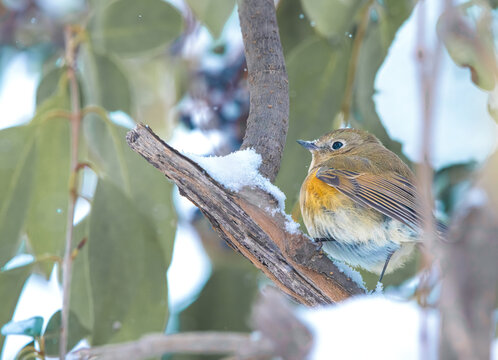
xmin=332 ymin=141 xmax=343 ymax=150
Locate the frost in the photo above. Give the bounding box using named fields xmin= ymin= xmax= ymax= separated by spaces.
xmin=187 ymin=149 xmax=286 ymax=210
xmin=332 ymin=260 xmax=366 ymax=291
xmin=284 ymin=213 xmax=300 ymax=234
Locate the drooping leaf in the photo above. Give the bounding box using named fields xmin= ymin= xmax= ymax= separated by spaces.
xmin=13 ymin=340 xmax=37 ymax=360
xmin=43 ymin=310 xmax=90 ymax=356
xmin=83 ymin=116 xmax=176 ymax=261
xmin=276 ymin=36 xmax=351 ymax=208
xmin=277 ymin=0 xmax=315 ymax=55
xmin=36 ymin=66 xmax=84 ymax=107
xmin=89 ymin=0 xmax=183 ymax=57
xmin=88 ymin=179 xmax=168 ymax=345
xmin=1 ymin=316 xmax=43 ymax=338
xmin=36 ymin=67 xmax=64 ymax=106
xmin=300 ymin=0 xmax=363 ymax=39
xmin=0 ymin=264 xmax=34 ymax=354
xmin=437 ymin=6 xmax=496 ymax=91
xmin=26 ymin=94 xmax=71 ymax=278
xmin=0 ymin=125 xmax=37 ymax=267
xmin=185 ymin=0 xmax=235 ymax=39
xmin=69 ymin=217 xmax=93 ymax=331
xmin=79 ymin=45 xmax=132 ymax=115
xmin=352 ymin=0 xmax=415 ymax=161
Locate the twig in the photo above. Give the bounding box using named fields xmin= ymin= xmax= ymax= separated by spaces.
xmin=126 ymin=125 xmax=364 ymax=304
xmin=72 ymin=332 xmax=272 ymax=360
xmin=60 ymin=25 xmax=83 ymax=359
xmin=237 ymin=0 xmax=289 ymax=182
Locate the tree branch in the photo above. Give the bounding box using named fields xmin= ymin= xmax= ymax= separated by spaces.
xmin=73 ymin=287 xmax=312 ymax=360
xmin=126 ymin=125 xmax=364 ymax=305
xmin=238 ymin=0 xmax=289 ymax=182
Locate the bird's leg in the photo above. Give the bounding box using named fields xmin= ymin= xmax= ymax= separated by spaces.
xmin=313 ymin=237 xmax=336 ymax=251
xmin=378 ymin=251 xmax=394 ymax=284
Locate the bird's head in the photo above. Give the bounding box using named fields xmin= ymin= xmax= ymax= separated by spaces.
xmin=297 ymin=128 xmax=382 ymax=170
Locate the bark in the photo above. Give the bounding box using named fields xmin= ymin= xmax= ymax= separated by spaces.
xmin=126 ymin=125 xmax=364 ymax=305
xmin=238 ymin=0 xmax=289 ymax=182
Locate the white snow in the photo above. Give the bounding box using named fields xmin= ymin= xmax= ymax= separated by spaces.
xmin=186 ymin=149 xmax=287 ymax=210
xmin=299 ymin=296 xmax=439 ymax=360
xmin=332 ymin=260 xmax=366 ymax=291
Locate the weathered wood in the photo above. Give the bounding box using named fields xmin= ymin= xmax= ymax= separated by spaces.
xmin=238 ymin=0 xmax=289 ymax=182
xmin=127 ymin=124 xmax=364 ymax=305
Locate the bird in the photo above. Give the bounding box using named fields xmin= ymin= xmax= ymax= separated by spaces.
xmin=298 ymin=128 xmax=439 ymax=282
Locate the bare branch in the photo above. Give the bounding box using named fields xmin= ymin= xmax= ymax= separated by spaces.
xmin=238 ymin=0 xmax=289 ymax=182
xmin=73 ymin=287 xmax=312 ymax=360
xmin=126 ymin=124 xmax=364 ymax=305
xmin=72 ymin=332 xmax=272 ymax=360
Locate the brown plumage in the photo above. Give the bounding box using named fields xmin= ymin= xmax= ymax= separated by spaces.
xmin=298 ymin=128 xmax=423 ymax=279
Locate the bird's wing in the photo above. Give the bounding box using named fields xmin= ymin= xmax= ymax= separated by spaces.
xmin=315 ymin=167 xmax=421 ymax=230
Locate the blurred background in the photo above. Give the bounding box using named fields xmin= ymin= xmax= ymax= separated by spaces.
xmin=0 ymin=0 xmax=496 ymax=359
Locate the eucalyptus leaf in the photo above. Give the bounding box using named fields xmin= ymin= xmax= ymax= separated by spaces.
xmin=83 ymin=116 xmax=176 ymax=261
xmin=43 ymin=310 xmax=90 ymax=356
xmin=277 ymin=0 xmax=315 ymax=55
xmin=88 ymin=179 xmax=168 ymax=345
xmin=79 ymin=45 xmax=132 ymax=115
xmin=0 ymin=264 xmax=34 ymax=354
xmin=0 ymin=125 xmax=37 ymax=267
xmin=300 ymin=0 xmax=363 ymax=39
xmin=26 ymin=95 xmax=71 ymax=278
xmin=185 ymin=0 xmax=235 ymax=39
xmin=36 ymin=67 xmax=64 ymax=106
xmin=352 ymin=0 xmax=415 ymax=161
xmin=69 ymin=217 xmax=93 ymax=331
xmin=276 ymin=36 xmax=351 ymax=209
xmin=89 ymin=0 xmax=183 ymax=57
xmin=14 ymin=340 xmax=36 ymax=360
xmin=1 ymin=316 xmax=43 ymax=338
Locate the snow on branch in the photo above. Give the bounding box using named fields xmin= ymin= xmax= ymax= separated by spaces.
xmin=126 ymin=124 xmax=364 ymax=305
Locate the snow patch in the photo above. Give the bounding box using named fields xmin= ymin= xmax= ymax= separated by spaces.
xmin=333 ymin=260 xmax=366 ymax=291
xmin=186 ymin=149 xmax=286 ymax=209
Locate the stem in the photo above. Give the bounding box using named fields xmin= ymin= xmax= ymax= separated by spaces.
xmin=60 ymin=25 xmax=83 ymax=359
xmin=339 ymin=0 xmax=374 ymax=126
xmin=414 ymin=0 xmax=446 ymax=357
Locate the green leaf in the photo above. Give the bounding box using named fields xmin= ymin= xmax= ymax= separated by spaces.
xmin=300 ymin=0 xmax=363 ymax=39
xmin=0 ymin=125 xmax=37 ymax=267
xmin=14 ymin=340 xmax=37 ymax=360
xmin=0 ymin=264 xmax=34 ymax=354
xmin=185 ymin=0 xmax=235 ymax=39
xmin=88 ymin=179 xmax=168 ymax=345
xmin=83 ymin=116 xmax=176 ymax=261
xmin=79 ymin=45 xmax=132 ymax=114
xmin=276 ymin=36 xmax=351 ymax=208
xmin=1 ymin=316 xmax=43 ymax=338
xmin=36 ymin=67 xmax=65 ymax=106
xmin=43 ymin=310 xmax=90 ymax=356
xmin=352 ymin=0 xmax=414 ymax=159
xmin=26 ymin=95 xmax=71 ymax=277
xmin=277 ymin=0 xmax=316 ymax=56
xmin=90 ymin=0 xmax=184 ymax=57
xmin=70 ymin=218 xmax=93 ymax=331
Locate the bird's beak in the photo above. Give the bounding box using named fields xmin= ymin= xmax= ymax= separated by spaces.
xmin=297 ymin=140 xmax=319 ymax=151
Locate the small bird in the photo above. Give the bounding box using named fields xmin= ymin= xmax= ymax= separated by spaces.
xmin=298 ymin=128 xmax=431 ymax=282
